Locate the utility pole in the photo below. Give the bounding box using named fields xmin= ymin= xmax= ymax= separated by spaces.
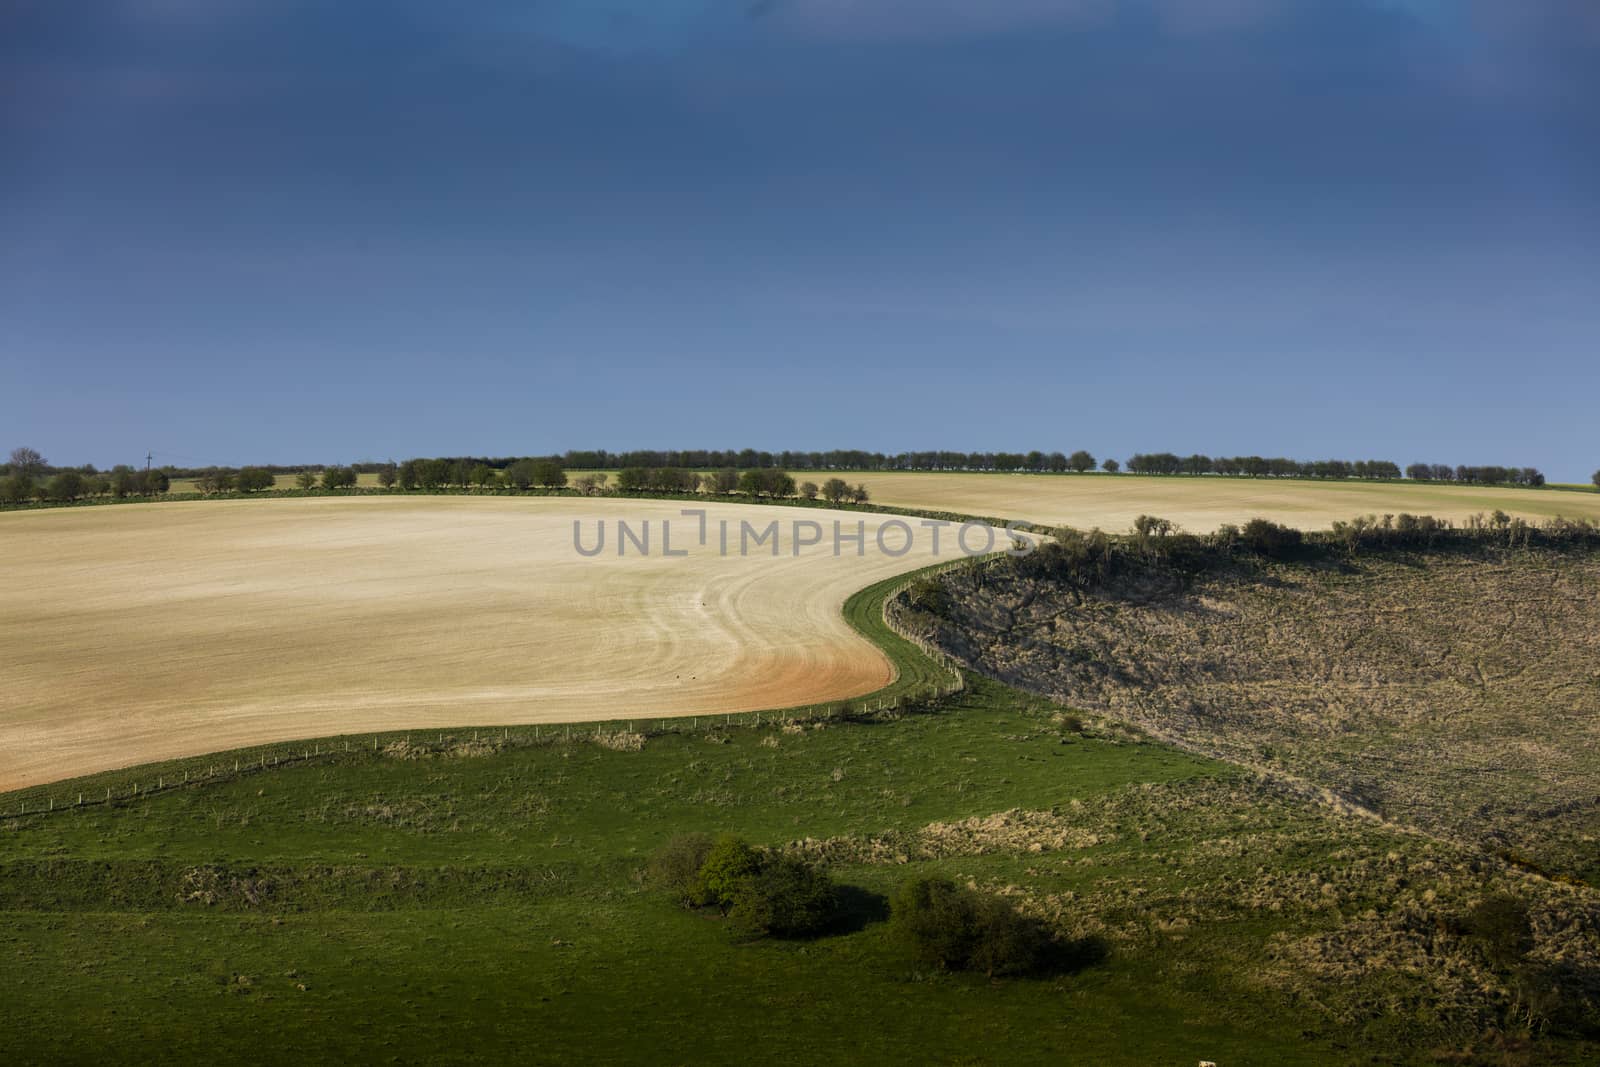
xmin=145 ymin=451 xmax=152 ymax=472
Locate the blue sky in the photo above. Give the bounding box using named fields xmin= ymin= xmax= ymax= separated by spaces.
xmin=3 ymin=1 xmax=1597 ymax=477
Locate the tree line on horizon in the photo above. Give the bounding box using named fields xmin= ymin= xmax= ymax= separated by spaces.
xmin=3 ymin=445 xmax=1584 ymax=506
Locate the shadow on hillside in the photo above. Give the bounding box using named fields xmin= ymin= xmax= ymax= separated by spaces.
xmin=824 ymin=884 xmax=891 ymax=936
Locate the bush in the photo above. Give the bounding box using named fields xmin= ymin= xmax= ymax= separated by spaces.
xmin=236 ymin=467 xmax=275 ymax=493
xmin=905 ymin=577 xmax=951 ymax=617
xmin=695 ymin=834 xmax=764 ymax=909
xmin=321 ymin=466 xmax=357 ymax=490
xmin=891 ymin=877 xmax=1068 ymax=977
xmin=652 ymin=833 xmax=842 ymax=938
xmin=1464 ymin=893 xmax=1533 ymax=971
xmin=1593 ymin=470 xmax=1600 ymax=489
xmin=892 ymin=877 xmax=983 ymax=969
xmin=646 ymin=833 xmax=715 ymax=905
xmin=2 ymin=475 xmax=32 ymax=505
xmin=967 ymin=895 xmax=1053 ymax=977
xmin=725 ymin=855 xmax=838 ymax=938
xmin=1240 ymin=518 xmax=1303 ymax=558
xmin=47 ymin=470 xmax=86 ymax=501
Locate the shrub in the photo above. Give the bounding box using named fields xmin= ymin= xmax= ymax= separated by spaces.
xmin=891 ymin=877 xmax=1066 ymax=977
xmin=725 ymin=855 xmax=838 ymax=938
xmin=2 ymin=475 xmax=31 ymax=505
xmin=236 ymin=467 xmax=275 ymax=493
xmin=905 ymin=577 xmax=952 ymax=617
xmin=892 ymin=877 xmax=983 ymax=969
xmin=967 ymin=895 xmax=1053 ymax=977
xmin=1464 ymin=893 xmax=1533 ymax=971
xmin=695 ymin=834 xmax=765 ymax=909
xmin=647 ymin=833 xmax=716 ymax=905
xmin=1240 ymin=517 xmax=1303 ymax=558
xmin=47 ymin=470 xmax=86 ymax=501
xmin=321 ymin=466 xmax=357 ymax=490
xmin=1593 ymin=470 xmax=1600 ymax=489
xmin=530 ymin=459 xmax=566 ymax=488
xmin=654 ymin=833 xmax=842 ymax=938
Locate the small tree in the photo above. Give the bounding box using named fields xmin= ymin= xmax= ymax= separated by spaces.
xmin=1068 ymin=450 xmax=1095 ymax=473
xmin=706 ymin=469 xmax=739 ymax=495
xmin=295 ymin=470 xmax=318 ymax=490
xmin=194 ymin=468 xmax=235 ymax=494
xmin=800 ymin=481 xmax=819 ymax=500
xmin=530 ymin=459 xmax=567 ymax=489
xmin=1464 ymin=894 xmax=1533 ymax=972
xmin=851 ymin=483 xmax=869 ymax=504
xmin=726 ymin=855 xmax=838 ymax=938
xmin=109 ymin=466 xmax=136 ymax=499
xmin=236 ymin=467 xmax=275 ymax=493
xmin=646 ymin=833 xmax=716 ymax=906
xmin=47 ymin=470 xmax=86 ymax=501
xmin=8 ymin=447 xmax=45 ymax=478
xmin=573 ymin=473 xmax=609 ymax=495
xmin=1240 ymin=517 xmax=1302 ymax=558
xmin=1593 ymin=470 xmax=1600 ymax=489
xmin=322 ymin=466 xmax=357 ymax=490
xmin=503 ymin=460 xmax=535 ymax=489
xmin=377 ymin=463 xmax=398 ymax=488
xmin=695 ymin=835 xmax=764 ymax=911
xmin=1101 ymin=458 xmax=1120 ymax=473
xmin=821 ymin=477 xmax=851 ymax=504
xmin=891 ymin=876 xmax=1060 ymax=977
xmin=2 ymin=475 xmax=32 ymax=504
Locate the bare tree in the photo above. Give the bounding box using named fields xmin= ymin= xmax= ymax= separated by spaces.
xmin=9 ymin=447 xmax=45 ymax=477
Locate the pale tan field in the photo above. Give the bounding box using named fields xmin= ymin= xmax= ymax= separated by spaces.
xmin=166 ymin=471 xmax=384 ymax=494
xmin=788 ymin=471 xmax=1600 ymax=532
xmin=0 ymin=497 xmax=982 ymax=790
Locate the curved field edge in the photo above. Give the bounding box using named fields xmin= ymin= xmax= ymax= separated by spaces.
xmin=0 ymin=560 xmax=969 ymax=816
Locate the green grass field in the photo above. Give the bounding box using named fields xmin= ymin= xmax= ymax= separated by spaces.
xmin=6 ymin=673 xmax=1592 ymax=1064
xmin=5 ymin=513 xmax=1596 ymax=1064
xmin=0 ymin=675 xmax=1477 ymax=1065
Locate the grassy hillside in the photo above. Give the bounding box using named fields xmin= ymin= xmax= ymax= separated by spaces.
xmin=5 ymin=672 xmax=1597 ymax=1065
xmin=918 ymin=542 xmax=1600 ymax=887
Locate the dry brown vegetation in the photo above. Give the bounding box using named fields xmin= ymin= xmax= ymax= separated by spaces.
xmin=785 ymin=774 xmax=1600 ymax=1047
xmin=915 ymin=546 xmax=1600 ymax=885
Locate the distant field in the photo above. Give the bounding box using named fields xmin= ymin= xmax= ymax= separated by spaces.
xmin=0 ymin=496 xmax=983 ymax=790
xmin=166 ymin=471 xmax=383 ymax=494
xmin=155 ymin=470 xmax=1600 ymax=532
xmin=789 ymin=471 xmax=1600 ymax=532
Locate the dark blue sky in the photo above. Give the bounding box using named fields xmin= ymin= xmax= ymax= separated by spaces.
xmin=4 ymin=1 xmax=1597 ymax=477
